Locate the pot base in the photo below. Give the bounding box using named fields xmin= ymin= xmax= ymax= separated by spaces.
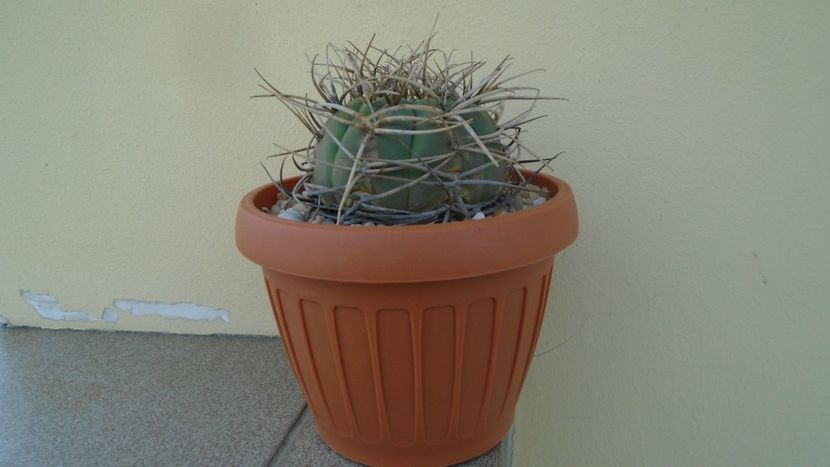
xmin=264 ymin=260 xmax=553 ymax=467
xmin=316 ymin=414 xmax=512 ymax=466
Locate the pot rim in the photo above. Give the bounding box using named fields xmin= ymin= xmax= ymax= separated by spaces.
xmin=236 ymin=170 xmax=578 ymax=283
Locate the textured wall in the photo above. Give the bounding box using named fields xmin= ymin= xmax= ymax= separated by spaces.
xmin=511 ymin=2 xmax=830 ymax=466
xmin=1 ymin=0 xmax=829 ymax=464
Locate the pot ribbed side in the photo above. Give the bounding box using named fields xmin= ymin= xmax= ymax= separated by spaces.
xmin=263 ymin=259 xmax=554 ymax=467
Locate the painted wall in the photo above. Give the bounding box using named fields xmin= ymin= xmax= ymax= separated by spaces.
xmin=509 ymin=2 xmax=830 ymax=466
xmin=1 ymin=0 xmax=828 ymax=465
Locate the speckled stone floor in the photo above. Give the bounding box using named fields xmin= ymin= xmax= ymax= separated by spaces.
xmin=0 ymin=327 xmax=510 ymax=466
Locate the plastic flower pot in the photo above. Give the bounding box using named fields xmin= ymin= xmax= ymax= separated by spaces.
xmin=236 ymin=170 xmax=577 ymax=466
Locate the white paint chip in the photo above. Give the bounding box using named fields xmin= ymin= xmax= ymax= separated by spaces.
xmin=19 ymin=291 xmax=97 ymax=322
xmin=101 ymin=308 xmax=120 ymax=323
xmin=0 ymin=315 xmax=9 ymax=325
xmin=113 ymin=299 xmax=230 ymax=322
xmin=17 ymin=291 xmax=230 ymax=324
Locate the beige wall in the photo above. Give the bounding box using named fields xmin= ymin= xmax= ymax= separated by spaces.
xmin=510 ymin=2 xmax=830 ymax=466
xmin=1 ymin=1 xmax=828 ymax=465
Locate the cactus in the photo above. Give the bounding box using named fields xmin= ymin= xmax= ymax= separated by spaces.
xmin=311 ymin=97 xmax=508 ymax=212
xmin=256 ymin=32 xmax=558 ymax=225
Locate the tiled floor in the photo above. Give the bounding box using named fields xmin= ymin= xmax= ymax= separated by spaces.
xmin=0 ymin=327 xmax=508 ymax=466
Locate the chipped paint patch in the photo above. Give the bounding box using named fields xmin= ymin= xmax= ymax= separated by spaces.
xmin=0 ymin=315 xmax=9 ymax=326
xmin=101 ymin=308 xmax=120 ymax=323
xmin=113 ymin=299 xmax=230 ymax=322
xmin=17 ymin=291 xmax=230 ymax=324
xmin=19 ymin=291 xmax=97 ymax=321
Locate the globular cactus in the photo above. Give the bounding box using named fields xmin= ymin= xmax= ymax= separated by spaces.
xmin=311 ymin=97 xmax=509 ymax=212
xmin=257 ymin=32 xmax=555 ymax=224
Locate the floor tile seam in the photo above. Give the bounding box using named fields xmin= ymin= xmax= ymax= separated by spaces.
xmin=265 ymin=403 xmax=309 ymax=467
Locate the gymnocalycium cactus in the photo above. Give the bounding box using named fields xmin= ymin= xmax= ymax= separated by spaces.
xmin=257 ymin=32 xmax=561 ymax=225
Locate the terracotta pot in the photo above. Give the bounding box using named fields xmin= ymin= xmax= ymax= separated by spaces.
xmin=236 ymin=171 xmax=578 ymax=466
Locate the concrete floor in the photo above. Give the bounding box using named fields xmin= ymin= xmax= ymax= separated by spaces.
xmin=0 ymin=327 xmax=509 ymax=466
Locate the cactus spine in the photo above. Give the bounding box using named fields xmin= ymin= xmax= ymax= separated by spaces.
xmin=257 ymin=32 xmax=557 ymax=225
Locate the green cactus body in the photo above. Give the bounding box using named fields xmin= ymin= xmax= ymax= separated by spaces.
xmin=311 ymin=98 xmax=367 ymax=189
xmin=452 ymin=109 xmax=510 ymax=203
xmin=312 ymin=97 xmax=508 ymax=212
